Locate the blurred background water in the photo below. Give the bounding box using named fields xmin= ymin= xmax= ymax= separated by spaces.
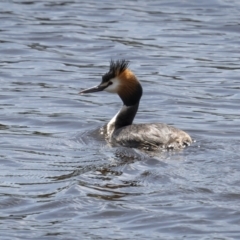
xmin=0 ymin=0 xmax=240 ymax=239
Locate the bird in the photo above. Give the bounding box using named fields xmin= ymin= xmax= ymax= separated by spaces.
xmin=79 ymin=59 xmax=192 ymax=151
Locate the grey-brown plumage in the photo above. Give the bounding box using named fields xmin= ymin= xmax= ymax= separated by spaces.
xmin=111 ymin=123 xmax=192 ymax=151
xmin=79 ymin=59 xmax=192 ymax=151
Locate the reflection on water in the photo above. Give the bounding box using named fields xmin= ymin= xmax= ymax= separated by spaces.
xmin=1 ymin=0 xmax=240 ymax=239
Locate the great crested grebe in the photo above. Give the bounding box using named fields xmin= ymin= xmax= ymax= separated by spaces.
xmin=79 ymin=59 xmax=192 ymax=151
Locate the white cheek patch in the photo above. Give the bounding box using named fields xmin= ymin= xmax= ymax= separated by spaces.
xmin=104 ymin=77 xmax=120 ymax=93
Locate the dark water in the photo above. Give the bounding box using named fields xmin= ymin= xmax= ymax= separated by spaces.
xmin=1 ymin=0 xmax=240 ymax=239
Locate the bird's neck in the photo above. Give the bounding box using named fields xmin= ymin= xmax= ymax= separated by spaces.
xmin=106 ymin=79 xmax=142 ymax=136
xmin=116 ymin=103 xmax=139 ymax=128
xmin=107 ymin=102 xmax=139 ymax=136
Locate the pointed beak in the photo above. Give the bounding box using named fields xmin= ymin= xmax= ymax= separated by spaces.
xmin=79 ymin=84 xmax=106 ymax=94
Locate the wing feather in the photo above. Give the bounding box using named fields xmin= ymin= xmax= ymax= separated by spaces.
xmin=111 ymin=123 xmax=192 ymax=150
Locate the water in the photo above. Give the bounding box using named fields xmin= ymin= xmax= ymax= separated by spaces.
xmin=1 ymin=0 xmax=240 ymax=239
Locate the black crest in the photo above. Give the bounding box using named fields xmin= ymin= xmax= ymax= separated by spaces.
xmin=102 ymin=59 xmax=129 ymax=83
xmin=109 ymin=59 xmax=129 ymax=74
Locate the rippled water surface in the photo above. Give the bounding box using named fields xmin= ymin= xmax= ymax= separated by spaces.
xmin=1 ymin=0 xmax=240 ymax=239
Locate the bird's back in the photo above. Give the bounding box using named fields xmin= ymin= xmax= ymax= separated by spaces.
xmin=110 ymin=123 xmax=192 ymax=151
